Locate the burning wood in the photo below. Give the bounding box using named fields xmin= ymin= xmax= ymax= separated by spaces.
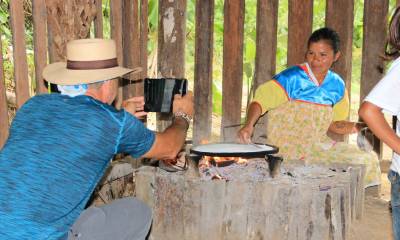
xmin=199 ymin=155 xmax=249 ymax=180
xmin=197 ymin=156 xmax=280 ymax=181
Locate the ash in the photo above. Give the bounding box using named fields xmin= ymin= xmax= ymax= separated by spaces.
xmin=199 ymin=158 xmax=272 ymax=181
xmin=199 ymin=158 xmax=346 ymax=182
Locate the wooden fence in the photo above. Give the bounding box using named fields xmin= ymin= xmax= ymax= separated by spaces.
xmin=0 ymin=0 xmax=395 ymax=158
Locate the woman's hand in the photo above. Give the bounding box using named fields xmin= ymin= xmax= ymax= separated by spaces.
xmin=237 ymin=124 xmax=254 ymax=144
xmin=328 ymin=121 xmax=362 ymax=135
xmin=122 ymin=96 xmax=148 ymax=118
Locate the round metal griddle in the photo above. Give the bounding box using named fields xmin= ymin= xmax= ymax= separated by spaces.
xmin=190 ymin=142 xmax=279 ymax=158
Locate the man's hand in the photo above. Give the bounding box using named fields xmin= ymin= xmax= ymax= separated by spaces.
xmin=142 ymin=92 xmax=194 ymax=161
xmin=122 ymin=96 xmax=147 ymax=118
xmin=172 ymin=91 xmax=194 ymax=117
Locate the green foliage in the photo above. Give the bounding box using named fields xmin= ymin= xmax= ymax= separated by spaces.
xmin=212 ymin=80 xmax=223 ymax=115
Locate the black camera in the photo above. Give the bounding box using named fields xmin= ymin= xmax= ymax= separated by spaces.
xmin=144 ymin=78 xmax=188 ymax=113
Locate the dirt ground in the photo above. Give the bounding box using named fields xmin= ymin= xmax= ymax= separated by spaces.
xmin=349 ymin=173 xmax=393 ymax=240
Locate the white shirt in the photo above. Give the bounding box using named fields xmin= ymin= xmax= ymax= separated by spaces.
xmin=364 ymin=57 xmax=400 ymax=173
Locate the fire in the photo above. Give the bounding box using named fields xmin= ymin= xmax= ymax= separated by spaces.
xmin=200 ymin=155 xmax=248 ymax=168
xmin=197 ymin=139 xmax=248 ymax=180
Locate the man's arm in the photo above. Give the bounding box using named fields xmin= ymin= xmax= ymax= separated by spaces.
xmin=359 ymin=101 xmax=400 ymax=154
xmin=142 ymin=92 xmax=194 ymax=160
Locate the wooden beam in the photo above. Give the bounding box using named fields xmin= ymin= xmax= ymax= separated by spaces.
xmin=94 ymin=0 xmax=103 ymax=38
xmin=0 ymin=38 xmax=9 ymax=148
xmin=254 ymin=0 xmax=279 ymax=89
xmin=326 ymin=0 xmax=354 ymax=95
xmin=110 ymin=0 xmax=124 ymax=108
xmin=122 ymin=0 xmax=141 ymax=99
xmin=193 ymin=0 xmax=214 ymax=144
xmin=360 ymin=0 xmax=389 ymax=158
xmin=10 ymin=0 xmax=30 ymax=108
xmin=33 ymin=0 xmax=48 ymax=94
xmin=157 ymin=0 xmax=187 ymax=131
xmin=287 ymin=0 xmax=313 ymax=67
xmin=221 ymin=0 xmax=245 ymax=140
xmin=252 ymin=0 xmax=279 ymax=143
xmin=158 ymin=0 xmax=186 ymax=78
xmin=138 ymin=0 xmax=148 ymax=96
xmin=325 ymin=0 xmax=355 ymax=143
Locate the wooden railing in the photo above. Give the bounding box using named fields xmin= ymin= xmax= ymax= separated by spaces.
xmin=0 ymin=0 xmax=394 ymax=158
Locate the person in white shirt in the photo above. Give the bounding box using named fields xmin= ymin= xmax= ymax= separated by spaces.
xmin=359 ymin=6 xmax=400 ymax=240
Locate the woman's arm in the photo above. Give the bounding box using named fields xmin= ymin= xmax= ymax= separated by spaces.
xmin=237 ymin=102 xmax=262 ymax=143
xmin=359 ymin=101 xmax=400 ymax=154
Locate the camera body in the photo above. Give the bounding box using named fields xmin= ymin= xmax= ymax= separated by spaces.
xmin=144 ymin=78 xmax=188 ymax=113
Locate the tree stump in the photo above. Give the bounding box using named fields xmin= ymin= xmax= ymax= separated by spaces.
xmin=135 ymin=162 xmax=365 ymax=240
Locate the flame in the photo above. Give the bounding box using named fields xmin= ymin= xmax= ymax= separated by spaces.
xmin=201 ymin=155 xmax=248 ymax=166
xmin=237 ymin=157 xmax=248 ymax=164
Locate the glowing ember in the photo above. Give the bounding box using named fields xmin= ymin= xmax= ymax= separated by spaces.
xmin=199 ymin=155 xmax=250 ymax=180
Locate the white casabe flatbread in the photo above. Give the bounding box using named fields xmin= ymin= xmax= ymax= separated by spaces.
xmin=191 ymin=143 xmax=275 ymax=154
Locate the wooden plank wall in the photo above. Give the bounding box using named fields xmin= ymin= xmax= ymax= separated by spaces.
xmin=193 ymin=0 xmax=214 ymax=145
xmin=221 ymin=0 xmax=245 ymax=141
xmin=360 ymin=0 xmax=389 ymax=157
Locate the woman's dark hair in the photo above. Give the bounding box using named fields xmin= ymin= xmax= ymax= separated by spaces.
xmin=385 ymin=6 xmax=400 ymax=60
xmin=307 ymin=27 xmax=341 ymax=54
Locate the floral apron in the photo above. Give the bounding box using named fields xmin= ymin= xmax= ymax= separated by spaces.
xmin=265 ymin=101 xmax=381 ymax=187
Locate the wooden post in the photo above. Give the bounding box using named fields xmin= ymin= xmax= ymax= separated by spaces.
xmin=221 ymin=0 xmax=245 ymax=141
xmin=360 ymin=0 xmax=389 ymax=158
xmin=287 ymin=0 xmax=313 ymax=67
xmin=138 ymin=0 xmax=148 ymax=96
xmin=122 ymin=0 xmax=141 ymax=100
xmin=157 ymin=0 xmax=187 ymax=131
xmin=326 ymin=0 xmax=354 ymax=96
xmin=111 ymin=0 xmax=124 ymax=108
xmin=325 ymin=0 xmax=354 ymax=143
xmin=0 ymin=38 xmax=8 ymax=149
xmin=33 ymin=0 xmax=48 ymax=94
xmin=252 ymin=0 xmax=279 ymax=143
xmin=193 ymin=0 xmax=214 ymax=144
xmin=94 ymin=0 xmax=103 ymax=38
xmin=10 ymin=0 xmax=30 ymax=108
xmin=254 ymin=0 xmax=279 ymax=89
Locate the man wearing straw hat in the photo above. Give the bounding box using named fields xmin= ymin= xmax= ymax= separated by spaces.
xmin=0 ymin=38 xmax=193 ymax=239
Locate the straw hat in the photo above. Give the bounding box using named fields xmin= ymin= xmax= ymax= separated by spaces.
xmin=43 ymin=38 xmax=141 ymax=85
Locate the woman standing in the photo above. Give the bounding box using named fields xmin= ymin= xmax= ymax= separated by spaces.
xmin=238 ymin=27 xmax=381 ymax=187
